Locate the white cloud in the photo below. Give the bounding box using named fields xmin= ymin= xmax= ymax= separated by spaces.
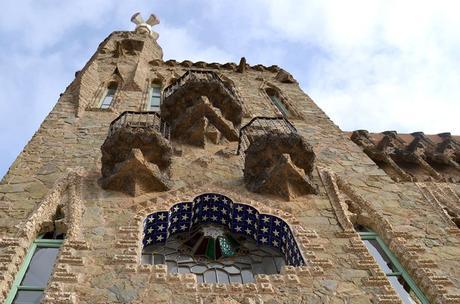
xmin=158 ymin=23 xmax=233 ymax=62
xmin=260 ymin=0 xmax=460 ymax=133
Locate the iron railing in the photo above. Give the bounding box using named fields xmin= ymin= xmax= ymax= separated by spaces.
xmin=163 ymin=69 xmax=241 ymax=102
xmin=108 ymin=111 xmax=170 ymax=140
xmin=237 ymin=116 xmax=297 ymax=155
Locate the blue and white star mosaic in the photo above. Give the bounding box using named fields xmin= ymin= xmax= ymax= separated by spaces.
xmin=143 ymin=193 xmax=305 ymax=266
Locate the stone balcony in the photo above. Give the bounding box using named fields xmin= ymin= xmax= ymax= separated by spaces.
xmin=238 ymin=117 xmax=317 ymax=200
xmin=160 ymin=70 xmax=242 ymax=146
xmin=107 ymin=111 xmax=171 ymax=139
xmin=100 ymin=111 xmax=173 ymax=196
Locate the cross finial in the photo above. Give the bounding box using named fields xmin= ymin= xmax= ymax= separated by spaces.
xmin=131 ymin=12 xmax=160 ymax=39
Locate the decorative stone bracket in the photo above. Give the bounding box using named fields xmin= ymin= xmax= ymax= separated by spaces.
xmin=239 ymin=117 xmax=317 ymax=200
xmin=351 ymin=130 xmax=460 ymax=183
xmin=100 ymin=111 xmax=173 ymax=196
xmin=165 ymin=96 xmax=238 ymax=147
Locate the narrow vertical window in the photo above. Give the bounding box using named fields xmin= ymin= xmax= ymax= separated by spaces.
xmin=356 ymin=226 xmax=428 ymax=304
xmin=265 ymin=88 xmax=290 ymax=118
xmin=5 ymin=233 xmax=64 ymax=304
xmin=100 ymin=82 xmax=117 ymax=109
xmin=147 ymin=83 xmax=161 ymax=111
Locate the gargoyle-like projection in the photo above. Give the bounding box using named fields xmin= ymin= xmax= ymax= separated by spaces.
xmin=161 ymin=70 xmax=242 ymax=147
xmin=351 ymin=130 xmax=460 ymax=182
xmin=100 ymin=111 xmax=173 ymax=196
xmin=238 ymin=117 xmax=317 ymax=200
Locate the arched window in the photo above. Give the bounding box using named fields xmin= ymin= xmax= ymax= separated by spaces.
xmin=99 ymin=82 xmax=118 ymax=109
xmin=356 ymin=225 xmax=428 ymax=304
xmin=265 ymin=87 xmax=290 ymax=118
xmin=147 ymin=82 xmax=161 ymax=112
xmin=142 ymin=193 xmax=304 ymax=284
xmin=5 ymin=231 xmax=64 ymax=304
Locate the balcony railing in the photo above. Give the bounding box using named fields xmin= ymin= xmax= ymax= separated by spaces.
xmin=237 ymin=116 xmax=297 ymax=155
xmin=108 ymin=111 xmax=170 ymax=140
xmin=163 ymin=69 xmax=241 ymax=102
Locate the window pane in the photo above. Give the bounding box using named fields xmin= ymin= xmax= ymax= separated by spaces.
xmin=362 ymin=239 xmax=396 ymax=274
xmin=100 ymin=87 xmax=116 ymax=109
xmin=269 ymin=95 xmax=289 ymax=117
xmin=21 ymin=247 xmax=59 ymax=287
xmin=150 ymin=96 xmax=161 ymax=106
xmin=149 ymin=96 xmax=161 ymax=111
xmin=149 ymin=87 xmax=161 ymax=111
xmin=149 ymin=86 xmax=161 ymax=111
xmin=204 ymin=269 xmax=217 ymax=283
xmin=41 ymin=231 xmax=65 ymax=239
xmin=274 ymin=256 xmax=286 ymax=273
xmin=153 ymin=254 xmax=165 ymax=265
xmin=216 ymin=269 xmax=230 ymax=284
xmin=196 ymin=274 xmax=204 ymax=283
xmin=261 ymin=257 xmax=277 ymax=274
xmin=191 ymin=265 xmax=207 ymax=274
xmin=241 ymin=269 xmax=254 ymax=283
xmin=229 ymin=274 xmax=242 ymax=284
xmin=101 ymin=95 xmax=114 ymax=108
xmin=107 ymin=88 xmax=117 ymax=96
xmin=355 ymin=225 xmax=372 ymax=233
xmin=13 ymin=290 xmax=43 ymax=304
xmin=166 ymin=260 xmax=177 ymax=273
xmin=387 ymin=276 xmax=421 ymax=304
xmin=141 ymin=254 xmax=152 ymax=264
xmin=178 ymin=266 xmax=191 ymax=274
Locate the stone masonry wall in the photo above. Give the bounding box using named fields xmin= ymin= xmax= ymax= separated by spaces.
xmin=0 ymin=29 xmax=459 ymax=303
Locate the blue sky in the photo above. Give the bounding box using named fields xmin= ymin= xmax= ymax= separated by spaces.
xmin=1 ymin=0 xmax=459 ymax=178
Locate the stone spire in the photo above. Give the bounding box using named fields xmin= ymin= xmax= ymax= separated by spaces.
xmin=130 ymin=12 xmax=160 ymax=40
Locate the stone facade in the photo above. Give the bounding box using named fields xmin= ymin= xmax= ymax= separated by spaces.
xmin=0 ymin=18 xmax=459 ymax=304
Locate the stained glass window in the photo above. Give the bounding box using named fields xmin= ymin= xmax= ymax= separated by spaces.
xmin=356 ymin=225 xmax=428 ymax=304
xmin=142 ymin=193 xmax=305 ymax=284
xmin=142 ymin=225 xmax=286 ymax=284
xmin=5 ymin=234 xmax=63 ymax=304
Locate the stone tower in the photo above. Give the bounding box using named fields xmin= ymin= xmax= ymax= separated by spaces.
xmin=0 ymin=13 xmax=459 ymax=304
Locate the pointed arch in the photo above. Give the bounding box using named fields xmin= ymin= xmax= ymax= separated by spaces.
xmin=261 ymin=82 xmax=301 ymax=119
xmin=0 ymin=169 xmax=87 ymax=304
xmin=88 ymin=69 xmax=123 ymax=110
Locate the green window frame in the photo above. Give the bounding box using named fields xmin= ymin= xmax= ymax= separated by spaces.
xmin=358 ymin=228 xmax=429 ymax=304
xmin=265 ymin=88 xmax=290 ymax=118
xmin=147 ymin=84 xmax=161 ymax=111
xmin=5 ymin=236 xmax=63 ymax=304
xmin=269 ymin=94 xmax=289 ymax=118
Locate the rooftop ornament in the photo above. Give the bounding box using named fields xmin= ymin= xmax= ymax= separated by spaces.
xmin=131 ymin=12 xmax=160 ymax=39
